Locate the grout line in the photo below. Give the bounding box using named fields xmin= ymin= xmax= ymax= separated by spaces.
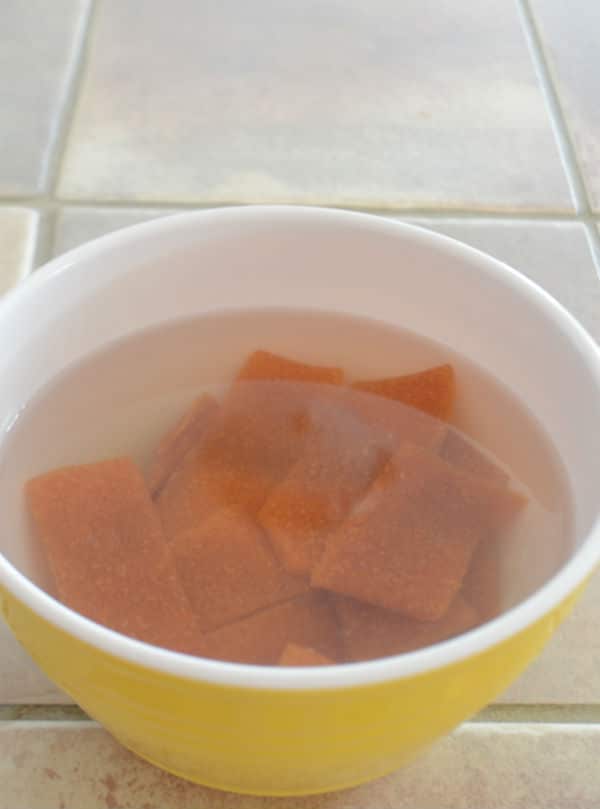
xmin=583 ymin=221 xmax=600 ymax=278
xmin=476 ymin=704 xmax=600 ymax=725
xmin=39 ymin=0 xmax=97 ymax=196
xmin=42 ymin=207 xmax=60 ymax=265
xmin=0 ymin=196 xmax=595 ymax=223
xmin=47 ymin=199 xmax=582 ymax=219
xmin=34 ymin=0 xmax=99 ymax=265
xmin=30 ymin=208 xmax=57 ymax=269
xmin=2 ymin=703 xmax=600 ymax=725
xmin=372 ymin=209 xmax=585 ymax=224
xmin=0 ymin=705 xmax=89 ymax=722
xmin=23 ymin=211 xmax=43 ymax=275
xmin=516 ymin=0 xmax=600 ymax=271
xmin=516 ymin=0 xmax=590 ymax=214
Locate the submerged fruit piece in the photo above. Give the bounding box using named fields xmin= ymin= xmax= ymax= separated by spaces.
xmin=146 ymin=394 xmax=218 ymax=496
xmin=158 ymin=380 xmax=336 ymax=534
xmin=279 ymin=643 xmax=334 ymax=666
xmin=26 ymin=458 xmax=202 ymax=654
xmin=352 ymin=364 xmax=455 ymax=421
xmin=197 ymin=591 xmax=341 ymax=665
xmin=237 ymin=349 xmax=344 ymax=386
xmin=313 ymin=443 xmax=524 ymax=621
xmin=172 ymin=508 xmax=307 ymax=632
xmin=334 ymin=594 xmax=479 ymax=661
xmin=157 ymin=429 xmax=273 ymax=538
xmin=259 ymin=395 xmax=388 ymax=574
xmin=461 ymin=536 xmax=505 ymax=622
xmin=440 ymin=428 xmax=510 ymax=489
xmin=344 ymin=388 xmax=447 ymax=454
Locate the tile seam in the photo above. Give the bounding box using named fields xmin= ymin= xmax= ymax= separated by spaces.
xmin=516 ymin=0 xmax=600 ymax=270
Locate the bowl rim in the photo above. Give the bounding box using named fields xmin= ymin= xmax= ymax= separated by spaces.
xmin=1 ymin=204 xmax=599 ymax=691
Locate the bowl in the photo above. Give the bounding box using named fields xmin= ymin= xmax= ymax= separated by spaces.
xmin=0 ymin=206 xmax=599 ymax=796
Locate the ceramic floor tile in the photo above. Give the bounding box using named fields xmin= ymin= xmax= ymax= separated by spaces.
xmin=58 ymin=0 xmax=570 ymax=210
xmin=501 ymin=572 xmax=600 ymax=704
xmin=409 ymin=218 xmax=600 ymax=341
xmin=0 ymin=722 xmax=599 ymax=808
xmin=0 ymin=1 xmax=90 ymax=195
xmin=0 ymin=208 xmax=39 ymax=295
xmin=529 ymin=0 xmax=600 ymax=210
xmin=52 ymin=206 xmax=181 ymax=257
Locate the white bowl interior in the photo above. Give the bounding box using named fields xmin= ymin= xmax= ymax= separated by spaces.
xmin=0 ymin=307 xmax=573 ymax=612
xmin=0 ymin=207 xmax=599 ymax=686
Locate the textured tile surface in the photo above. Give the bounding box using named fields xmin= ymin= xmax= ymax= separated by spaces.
xmin=0 ymin=722 xmax=599 ymax=808
xmin=0 ymin=1 xmax=89 ymax=194
xmin=413 ymin=218 xmax=600 ymax=341
xmin=52 ymin=206 xmax=180 ymax=256
xmin=530 ymin=0 xmax=600 ymax=210
xmin=502 ymin=572 xmax=600 ymax=704
xmin=3 ymin=0 xmax=600 ymax=800
xmin=0 ymin=208 xmax=39 ymax=295
xmin=58 ymin=0 xmax=570 ymax=209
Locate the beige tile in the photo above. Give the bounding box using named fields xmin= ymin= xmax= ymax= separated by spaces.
xmin=0 ymin=208 xmax=39 ymax=295
xmin=0 ymin=722 xmax=599 ymax=808
xmin=0 ymin=619 xmax=68 ymax=705
xmin=0 ymin=1 xmax=90 ymax=194
xmin=58 ymin=0 xmax=570 ymax=210
xmin=410 ymin=218 xmax=600 ymax=341
xmin=529 ymin=0 xmax=600 ymax=210
xmin=502 ymin=573 xmax=600 ymax=704
xmin=52 ymin=206 xmax=180 ymax=256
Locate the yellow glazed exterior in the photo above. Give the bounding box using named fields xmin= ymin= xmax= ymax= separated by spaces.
xmin=0 ymin=583 xmax=582 ymax=795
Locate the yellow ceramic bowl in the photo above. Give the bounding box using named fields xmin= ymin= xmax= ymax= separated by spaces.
xmin=1 ymin=207 xmax=599 ymax=795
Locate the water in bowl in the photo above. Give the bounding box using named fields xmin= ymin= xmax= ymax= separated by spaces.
xmin=0 ymin=309 xmax=573 ymax=663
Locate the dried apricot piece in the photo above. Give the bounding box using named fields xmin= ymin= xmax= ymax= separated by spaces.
xmin=197 ymin=592 xmax=341 ymax=665
xmin=146 ymin=394 xmax=218 ymax=497
xmin=352 ymin=364 xmax=455 ymax=421
xmin=334 ymin=594 xmax=479 ymax=661
xmin=158 ymin=381 xmax=343 ymax=535
xmin=461 ymin=537 xmax=505 ymax=622
xmin=344 ymin=388 xmax=447 ymax=453
xmin=440 ymin=428 xmax=510 ymax=488
xmin=222 ymin=380 xmax=319 ymax=478
xmin=172 ymin=508 xmax=307 ymax=632
xmin=26 ymin=458 xmax=202 ymax=655
xmin=259 ymin=396 xmax=388 ymax=574
xmin=312 ymin=443 xmax=524 ymax=621
xmin=279 ymin=643 xmax=334 ymax=666
xmin=237 ymin=349 xmax=344 ymax=386
xmin=157 ymin=425 xmax=273 ymax=538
